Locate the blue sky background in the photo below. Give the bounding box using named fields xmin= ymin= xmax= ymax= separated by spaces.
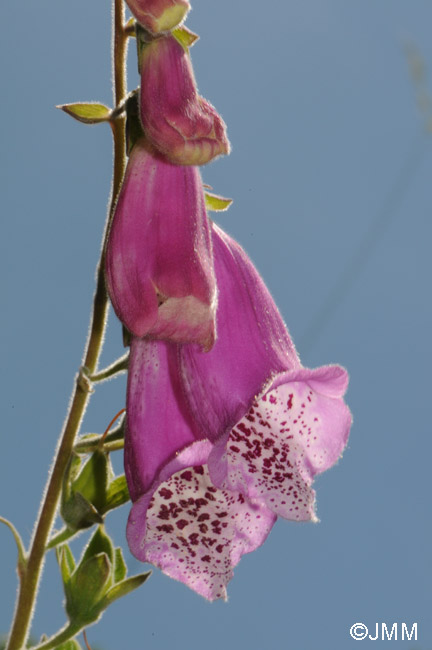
xmin=1 ymin=1 xmax=431 ymax=649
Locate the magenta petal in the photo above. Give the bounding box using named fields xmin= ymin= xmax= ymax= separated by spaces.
xmin=271 ymin=364 xmax=350 ymax=398
xmin=127 ymin=441 xmax=276 ymax=601
xmin=180 ymin=224 xmax=300 ymax=441
xmin=140 ymin=35 xmax=230 ymax=165
xmin=105 ymin=141 xmax=216 ymax=348
xmin=208 ymin=366 xmax=352 ymax=522
xmin=125 ymin=338 xmax=204 ymax=500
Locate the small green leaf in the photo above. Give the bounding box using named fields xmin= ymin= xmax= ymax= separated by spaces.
xmin=113 ymin=547 xmax=127 ymax=583
xmin=172 ymin=26 xmax=199 ymax=50
xmin=0 ymin=516 xmax=27 ymax=574
xmin=54 ymin=640 xmax=82 ymax=650
xmin=103 ymin=475 xmax=130 ymax=513
xmin=204 ymin=191 xmax=233 ymax=212
xmin=57 ymin=103 xmax=111 ymax=125
xmin=100 ymin=572 xmax=151 ymax=610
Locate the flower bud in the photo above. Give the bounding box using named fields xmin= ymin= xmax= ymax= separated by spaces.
xmin=105 ymin=138 xmax=217 ymax=350
xmin=140 ymin=34 xmax=230 ymax=165
xmin=125 ymin=0 xmax=190 ymax=34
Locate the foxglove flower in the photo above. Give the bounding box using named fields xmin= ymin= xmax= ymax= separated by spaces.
xmin=180 ymin=227 xmax=351 ymax=521
xmin=125 ymin=224 xmax=351 ymax=600
xmin=125 ymin=0 xmax=190 ymax=34
xmin=140 ymin=34 xmax=230 ymax=165
xmin=105 ymin=138 xmax=216 ymax=350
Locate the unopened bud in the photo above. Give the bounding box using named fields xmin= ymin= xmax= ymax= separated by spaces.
xmin=140 ymin=34 xmax=230 ymax=165
xmin=125 ymin=0 xmax=190 ymax=34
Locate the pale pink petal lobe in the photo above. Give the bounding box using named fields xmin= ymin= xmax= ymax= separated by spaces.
xmin=209 ymin=368 xmax=352 ymax=522
xmin=127 ymin=455 xmax=276 ymax=601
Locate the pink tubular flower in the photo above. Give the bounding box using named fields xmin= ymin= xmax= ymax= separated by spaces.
xmin=125 ymin=224 xmax=352 ymax=600
xmin=140 ymin=34 xmax=230 ymax=165
xmin=125 ymin=0 xmax=190 ymax=34
xmin=105 ymin=138 xmax=216 ymax=350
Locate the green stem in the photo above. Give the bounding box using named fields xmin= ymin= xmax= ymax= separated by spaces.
xmin=76 ymin=438 xmax=125 ymax=456
xmin=5 ymin=2 xmax=127 ymax=649
xmin=73 ymin=422 xmax=125 ymax=455
xmin=88 ymin=352 xmax=129 ymax=382
xmin=31 ymin=623 xmax=80 ymax=650
xmin=46 ymin=527 xmax=78 ymax=551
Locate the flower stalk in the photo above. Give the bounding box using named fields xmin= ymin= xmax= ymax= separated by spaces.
xmin=5 ymin=1 xmax=128 ymax=648
xmin=87 ymin=353 xmax=129 ymax=383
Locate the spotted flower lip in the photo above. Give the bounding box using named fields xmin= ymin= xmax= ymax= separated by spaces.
xmin=125 ymin=0 xmax=190 ymax=34
xmin=125 ymin=223 xmax=352 ymax=600
xmin=140 ymin=34 xmax=230 ymax=165
xmin=105 ymin=138 xmax=216 ymax=350
xmin=181 ymin=226 xmax=352 ymax=522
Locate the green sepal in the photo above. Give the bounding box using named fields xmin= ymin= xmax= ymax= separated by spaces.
xmin=113 ymin=547 xmax=127 ymax=583
xmin=53 ymin=641 xmax=82 ymax=650
xmin=135 ymin=23 xmax=154 ymax=72
xmin=102 ymin=475 xmax=130 ymax=514
xmin=122 ymin=324 xmax=132 ymax=348
xmin=125 ymin=90 xmax=143 ymax=156
xmin=172 ymin=26 xmax=199 ymax=50
xmin=56 ymin=544 xmax=76 ymax=585
xmin=124 ymin=17 xmax=136 ymax=36
xmin=63 ymin=454 xmax=82 ymax=496
xmin=66 ymin=553 xmax=112 ymax=625
xmin=57 ymin=103 xmax=111 ymax=124
xmin=61 ymin=492 xmax=104 ymax=532
xmin=204 ymin=191 xmax=233 ymax=212
xmin=61 ymin=451 xmax=111 ymax=531
xmin=58 ymin=526 xmax=150 ymax=627
xmin=72 ymin=450 xmax=110 ymax=512
xmin=81 ymin=526 xmax=114 ymax=566
xmin=99 ymin=571 xmax=151 ymax=611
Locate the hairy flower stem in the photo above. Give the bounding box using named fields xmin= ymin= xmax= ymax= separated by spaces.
xmin=5 ymin=3 xmax=127 ymax=649
xmin=88 ymin=352 xmax=129 ymax=382
xmin=30 ymin=624 xmax=81 ymax=650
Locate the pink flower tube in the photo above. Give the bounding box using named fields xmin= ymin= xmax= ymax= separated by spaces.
xmin=105 ymin=139 xmax=216 ymax=350
xmin=125 ymin=224 xmax=352 ymax=600
xmin=125 ymin=0 xmax=190 ymax=34
xmin=140 ymin=34 xmax=230 ymax=165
